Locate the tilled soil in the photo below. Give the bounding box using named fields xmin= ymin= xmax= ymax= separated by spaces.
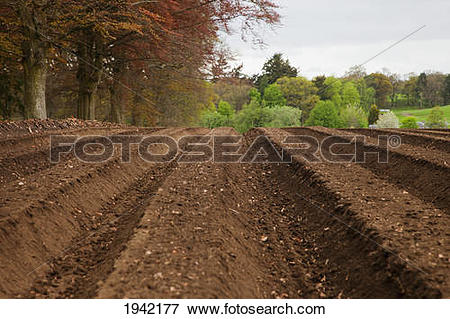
xmin=0 ymin=121 xmax=448 ymax=299
xmin=283 ymin=127 xmax=450 ymax=213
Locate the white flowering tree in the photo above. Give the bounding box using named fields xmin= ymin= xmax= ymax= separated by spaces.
xmin=376 ymin=111 xmax=400 ymax=128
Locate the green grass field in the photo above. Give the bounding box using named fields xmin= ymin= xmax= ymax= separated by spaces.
xmin=393 ymin=105 xmax=450 ymax=122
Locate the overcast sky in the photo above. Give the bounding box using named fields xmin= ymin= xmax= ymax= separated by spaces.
xmin=226 ymin=0 xmax=450 ymax=79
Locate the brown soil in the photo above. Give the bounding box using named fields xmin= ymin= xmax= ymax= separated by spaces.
xmin=0 ymin=118 xmax=129 ymax=139
xmin=0 ymin=121 xmax=448 ymax=299
xmin=406 ymin=129 xmax=450 ymax=138
xmin=284 ymin=127 xmax=450 ymax=213
xmin=341 ymin=128 xmax=450 ymax=153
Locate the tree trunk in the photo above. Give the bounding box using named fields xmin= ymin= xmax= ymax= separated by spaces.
xmin=76 ymin=32 xmax=104 ymax=120
xmin=131 ymin=92 xmax=146 ymax=127
xmin=19 ymin=5 xmax=48 ymax=119
xmin=109 ymin=60 xmax=125 ymax=123
xmin=77 ymin=81 xmax=98 ymax=120
xmin=110 ymin=84 xmax=122 ymax=123
xmin=23 ymin=56 xmax=47 ymax=119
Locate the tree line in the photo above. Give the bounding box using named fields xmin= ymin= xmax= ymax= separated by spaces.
xmin=0 ymin=0 xmax=279 ymax=124
xmin=203 ymin=53 xmax=450 ymax=131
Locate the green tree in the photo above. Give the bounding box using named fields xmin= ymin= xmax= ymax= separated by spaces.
xmin=357 ymin=79 xmax=376 ymax=112
xmin=422 ymin=73 xmax=446 ymax=107
xmin=263 ymin=84 xmax=286 ymax=108
xmin=249 ymin=88 xmax=262 ymax=103
xmin=217 ymin=100 xmax=235 ymax=126
xmin=417 ymin=72 xmax=428 ymax=108
xmin=340 ymin=105 xmax=368 ymax=128
xmin=443 ymin=74 xmax=450 ymax=105
xmin=322 ymin=77 xmax=342 ymax=100
xmin=312 ymin=75 xmax=327 ymax=100
xmin=321 ymin=77 xmax=343 ymax=108
xmin=341 ymin=81 xmax=360 ymax=107
xmin=400 ymin=117 xmax=419 ymax=129
xmin=368 ymin=104 xmax=380 ymax=125
xmin=217 ymin=100 xmax=235 ymax=118
xmin=253 ymin=53 xmax=298 ymax=93
xmin=384 ymin=70 xmax=401 ymax=108
xmin=426 ymin=106 xmax=447 ymax=128
xmin=305 ymin=100 xmax=341 ymax=128
xmin=402 ymin=76 xmax=419 ymax=106
xmin=275 ymin=76 xmax=319 ymax=122
xmin=365 ymin=73 xmax=393 ymax=108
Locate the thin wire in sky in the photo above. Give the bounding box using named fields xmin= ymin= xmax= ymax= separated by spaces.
xmin=358 ymin=25 xmax=427 ymax=67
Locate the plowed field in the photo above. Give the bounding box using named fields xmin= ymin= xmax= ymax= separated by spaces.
xmin=0 ymin=121 xmax=448 ymax=298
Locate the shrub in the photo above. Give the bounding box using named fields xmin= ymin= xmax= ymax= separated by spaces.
xmin=199 ymin=109 xmax=227 ymax=129
xmin=266 ymin=106 xmax=302 ymax=128
xmin=426 ymin=107 xmax=447 ymax=128
xmin=375 ymin=111 xmax=400 ymax=128
xmin=199 ymin=100 xmax=235 ymax=128
xmin=233 ymin=99 xmax=273 ymax=133
xmin=400 ymin=117 xmax=419 ymax=129
xmin=305 ymin=100 xmax=341 ymax=128
xmin=340 ymin=105 xmax=368 ymax=128
xmin=368 ymin=104 xmax=380 ymax=125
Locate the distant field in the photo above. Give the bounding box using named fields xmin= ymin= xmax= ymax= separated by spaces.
xmin=393 ymin=105 xmax=450 ymax=122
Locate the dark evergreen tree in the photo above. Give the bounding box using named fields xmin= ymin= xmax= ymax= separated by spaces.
xmin=312 ymin=75 xmax=327 ymax=100
xmin=253 ymin=53 xmax=298 ymax=93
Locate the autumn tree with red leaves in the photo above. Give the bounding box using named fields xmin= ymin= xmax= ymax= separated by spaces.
xmin=0 ymin=0 xmax=280 ymax=121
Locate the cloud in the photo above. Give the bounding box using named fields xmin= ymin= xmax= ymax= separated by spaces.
xmin=226 ymin=0 xmax=450 ymax=78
